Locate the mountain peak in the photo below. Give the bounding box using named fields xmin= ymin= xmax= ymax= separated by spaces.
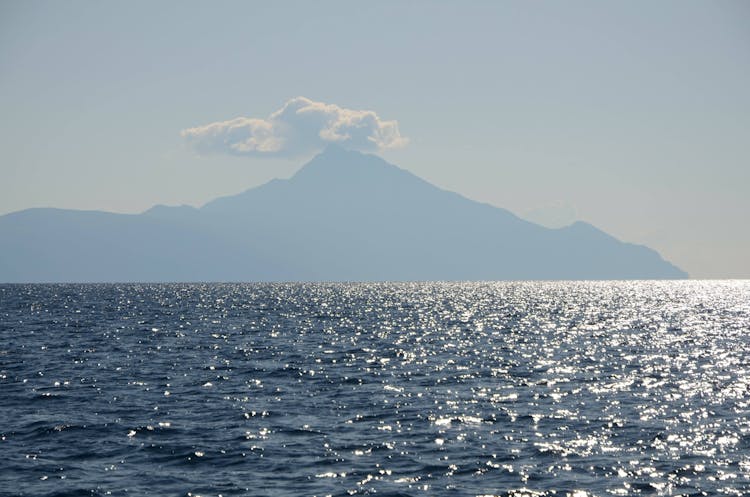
xmin=292 ymin=145 xmax=396 ymax=183
xmin=303 ymin=143 xmax=368 ymax=165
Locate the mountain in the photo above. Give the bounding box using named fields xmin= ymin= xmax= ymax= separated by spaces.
xmin=0 ymin=146 xmax=687 ymax=282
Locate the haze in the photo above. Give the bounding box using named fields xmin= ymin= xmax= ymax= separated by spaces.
xmin=1 ymin=0 xmax=748 ymax=278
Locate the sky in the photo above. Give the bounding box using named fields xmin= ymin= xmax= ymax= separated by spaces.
xmin=1 ymin=0 xmax=748 ymax=278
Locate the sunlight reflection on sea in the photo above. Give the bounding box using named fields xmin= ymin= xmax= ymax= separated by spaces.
xmin=1 ymin=281 xmax=749 ymax=496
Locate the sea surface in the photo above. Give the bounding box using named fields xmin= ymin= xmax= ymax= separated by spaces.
xmin=1 ymin=281 xmax=750 ymax=497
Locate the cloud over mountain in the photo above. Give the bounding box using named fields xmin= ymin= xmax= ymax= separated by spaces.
xmin=181 ymin=97 xmax=408 ymax=157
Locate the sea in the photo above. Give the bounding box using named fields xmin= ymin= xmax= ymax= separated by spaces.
xmin=1 ymin=281 xmax=749 ymax=497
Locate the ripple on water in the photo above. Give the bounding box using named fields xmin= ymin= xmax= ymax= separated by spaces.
xmin=0 ymin=281 xmax=749 ymax=496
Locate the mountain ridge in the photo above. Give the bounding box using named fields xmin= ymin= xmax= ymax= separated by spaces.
xmin=0 ymin=146 xmax=687 ymax=282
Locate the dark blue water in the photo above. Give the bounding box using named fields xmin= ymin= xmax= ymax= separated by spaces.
xmin=1 ymin=281 xmax=749 ymax=496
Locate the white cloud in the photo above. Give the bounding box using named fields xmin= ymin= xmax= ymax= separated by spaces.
xmin=181 ymin=97 xmax=408 ymax=157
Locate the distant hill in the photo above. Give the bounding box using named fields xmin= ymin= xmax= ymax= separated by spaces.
xmin=0 ymin=146 xmax=687 ymax=282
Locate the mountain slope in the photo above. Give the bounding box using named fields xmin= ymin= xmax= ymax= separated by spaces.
xmin=0 ymin=146 xmax=687 ymax=282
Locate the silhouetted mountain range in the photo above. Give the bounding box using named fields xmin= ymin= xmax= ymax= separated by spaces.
xmin=0 ymin=146 xmax=687 ymax=282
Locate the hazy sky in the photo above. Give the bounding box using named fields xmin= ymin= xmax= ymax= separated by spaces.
xmin=1 ymin=0 xmax=748 ymax=278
